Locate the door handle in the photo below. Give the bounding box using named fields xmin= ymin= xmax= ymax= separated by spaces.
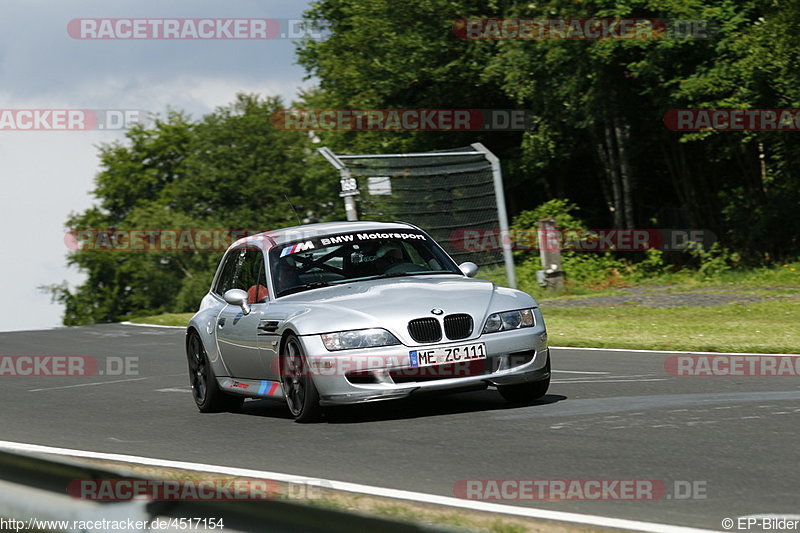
xmin=217 ymin=318 xmax=226 ymax=328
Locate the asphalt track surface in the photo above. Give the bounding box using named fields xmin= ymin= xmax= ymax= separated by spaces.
xmin=1 ymin=324 xmax=799 ymax=531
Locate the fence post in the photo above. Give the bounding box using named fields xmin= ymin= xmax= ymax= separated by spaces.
xmin=472 ymin=142 xmax=516 ymax=289
xmin=537 ymin=218 xmax=564 ymax=290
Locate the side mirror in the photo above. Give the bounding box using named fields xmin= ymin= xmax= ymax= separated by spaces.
xmin=459 ymin=261 xmax=479 ymax=278
xmin=223 ymin=289 xmax=251 ymax=315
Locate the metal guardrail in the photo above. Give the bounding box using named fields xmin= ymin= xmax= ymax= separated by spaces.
xmin=0 ymin=449 xmax=449 ymax=533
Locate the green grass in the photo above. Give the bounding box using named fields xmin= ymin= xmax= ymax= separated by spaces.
xmin=128 ymin=312 xmax=193 ymax=326
xmin=544 ymin=298 xmax=800 ymax=353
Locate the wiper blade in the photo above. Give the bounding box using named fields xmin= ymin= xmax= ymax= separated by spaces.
xmin=376 ymin=272 xmax=420 ymax=279
xmin=371 ymin=271 xmax=458 ymax=280
xmin=276 ymin=282 xmax=331 ymax=297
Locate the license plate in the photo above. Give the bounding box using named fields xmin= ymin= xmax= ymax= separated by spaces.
xmin=409 ymin=343 xmax=486 ymax=368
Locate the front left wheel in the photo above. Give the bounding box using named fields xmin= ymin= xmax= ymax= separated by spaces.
xmin=498 ymin=355 xmax=551 ymax=403
xmin=281 ymin=334 xmax=322 ymax=423
xmin=186 ymin=331 xmax=243 ymax=413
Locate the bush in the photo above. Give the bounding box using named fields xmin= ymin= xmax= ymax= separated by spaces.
xmin=511 ymin=198 xmax=586 ymax=233
xmin=561 ymin=251 xmax=631 ymax=289
xmin=630 ymin=249 xmax=670 ymax=280
xmin=686 ymin=242 xmax=742 ymax=280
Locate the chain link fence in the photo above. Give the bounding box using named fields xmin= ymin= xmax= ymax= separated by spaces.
xmin=319 ymin=144 xmax=515 ymax=287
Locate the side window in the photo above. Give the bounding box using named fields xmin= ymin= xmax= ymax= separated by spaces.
xmin=213 ymin=250 xmax=240 ymax=295
xmin=214 ymin=248 xmax=268 ymax=302
xmin=254 ymin=253 xmax=269 ymax=302
xmin=238 ymin=249 xmax=269 ymax=303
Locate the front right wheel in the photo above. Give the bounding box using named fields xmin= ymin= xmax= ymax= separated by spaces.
xmin=281 ymin=334 xmax=322 ymax=423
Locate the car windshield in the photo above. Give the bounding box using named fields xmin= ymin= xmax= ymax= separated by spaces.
xmin=269 ymin=229 xmax=461 ymax=297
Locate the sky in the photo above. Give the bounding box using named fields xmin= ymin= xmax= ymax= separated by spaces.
xmin=0 ymin=0 xmax=315 ymax=331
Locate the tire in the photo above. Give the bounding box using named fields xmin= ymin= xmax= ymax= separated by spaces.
xmin=186 ymin=331 xmax=244 ymax=413
xmin=498 ymin=356 xmax=551 ymax=403
xmin=281 ymin=333 xmax=322 ymax=423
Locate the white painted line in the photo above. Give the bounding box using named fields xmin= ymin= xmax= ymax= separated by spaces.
xmin=0 ymin=326 xmax=60 ymax=333
xmin=552 ymin=370 xmax=611 ymax=375
xmin=554 ymin=374 xmax=657 ymax=381
xmin=552 ymin=379 xmax=668 ymax=384
xmin=156 ymin=388 xmax=192 ymax=393
xmin=28 ymin=378 xmax=148 ymax=392
xmin=551 ymin=346 xmax=800 ymax=356
xmin=119 ymin=321 xmax=184 ymax=330
xmin=0 ymin=440 xmax=717 ymax=533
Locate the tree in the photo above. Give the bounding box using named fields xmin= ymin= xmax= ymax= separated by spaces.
xmin=299 ymin=0 xmax=800 ymax=261
xmin=51 ymin=95 xmax=341 ymax=325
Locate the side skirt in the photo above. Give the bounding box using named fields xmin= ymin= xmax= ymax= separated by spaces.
xmin=217 ymin=377 xmax=285 ymax=400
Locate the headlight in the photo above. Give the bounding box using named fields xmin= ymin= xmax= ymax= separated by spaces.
xmin=320 ymin=328 xmax=401 ymax=351
xmin=483 ymin=309 xmax=536 ymax=333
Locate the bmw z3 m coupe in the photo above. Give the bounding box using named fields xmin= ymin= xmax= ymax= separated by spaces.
xmin=185 ymin=221 xmax=550 ymax=422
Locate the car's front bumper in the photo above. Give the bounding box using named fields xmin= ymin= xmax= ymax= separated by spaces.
xmin=298 ymin=326 xmax=550 ymax=406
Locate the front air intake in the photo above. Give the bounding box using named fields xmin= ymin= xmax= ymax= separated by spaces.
xmin=444 ymin=313 xmax=473 ymax=340
xmin=408 ymin=317 xmax=442 ymax=343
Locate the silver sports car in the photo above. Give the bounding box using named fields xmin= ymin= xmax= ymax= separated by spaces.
xmin=185 ymin=221 xmax=550 ymax=422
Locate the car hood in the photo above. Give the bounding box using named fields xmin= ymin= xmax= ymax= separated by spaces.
xmin=270 ymin=275 xmax=538 ymax=344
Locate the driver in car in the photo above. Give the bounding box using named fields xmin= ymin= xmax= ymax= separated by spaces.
xmin=274 ymin=259 xmax=302 ymax=293
xmin=374 ymin=242 xmax=404 ymax=274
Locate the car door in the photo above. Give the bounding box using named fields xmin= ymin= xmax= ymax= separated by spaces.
xmin=215 ymin=247 xmax=274 ymax=379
